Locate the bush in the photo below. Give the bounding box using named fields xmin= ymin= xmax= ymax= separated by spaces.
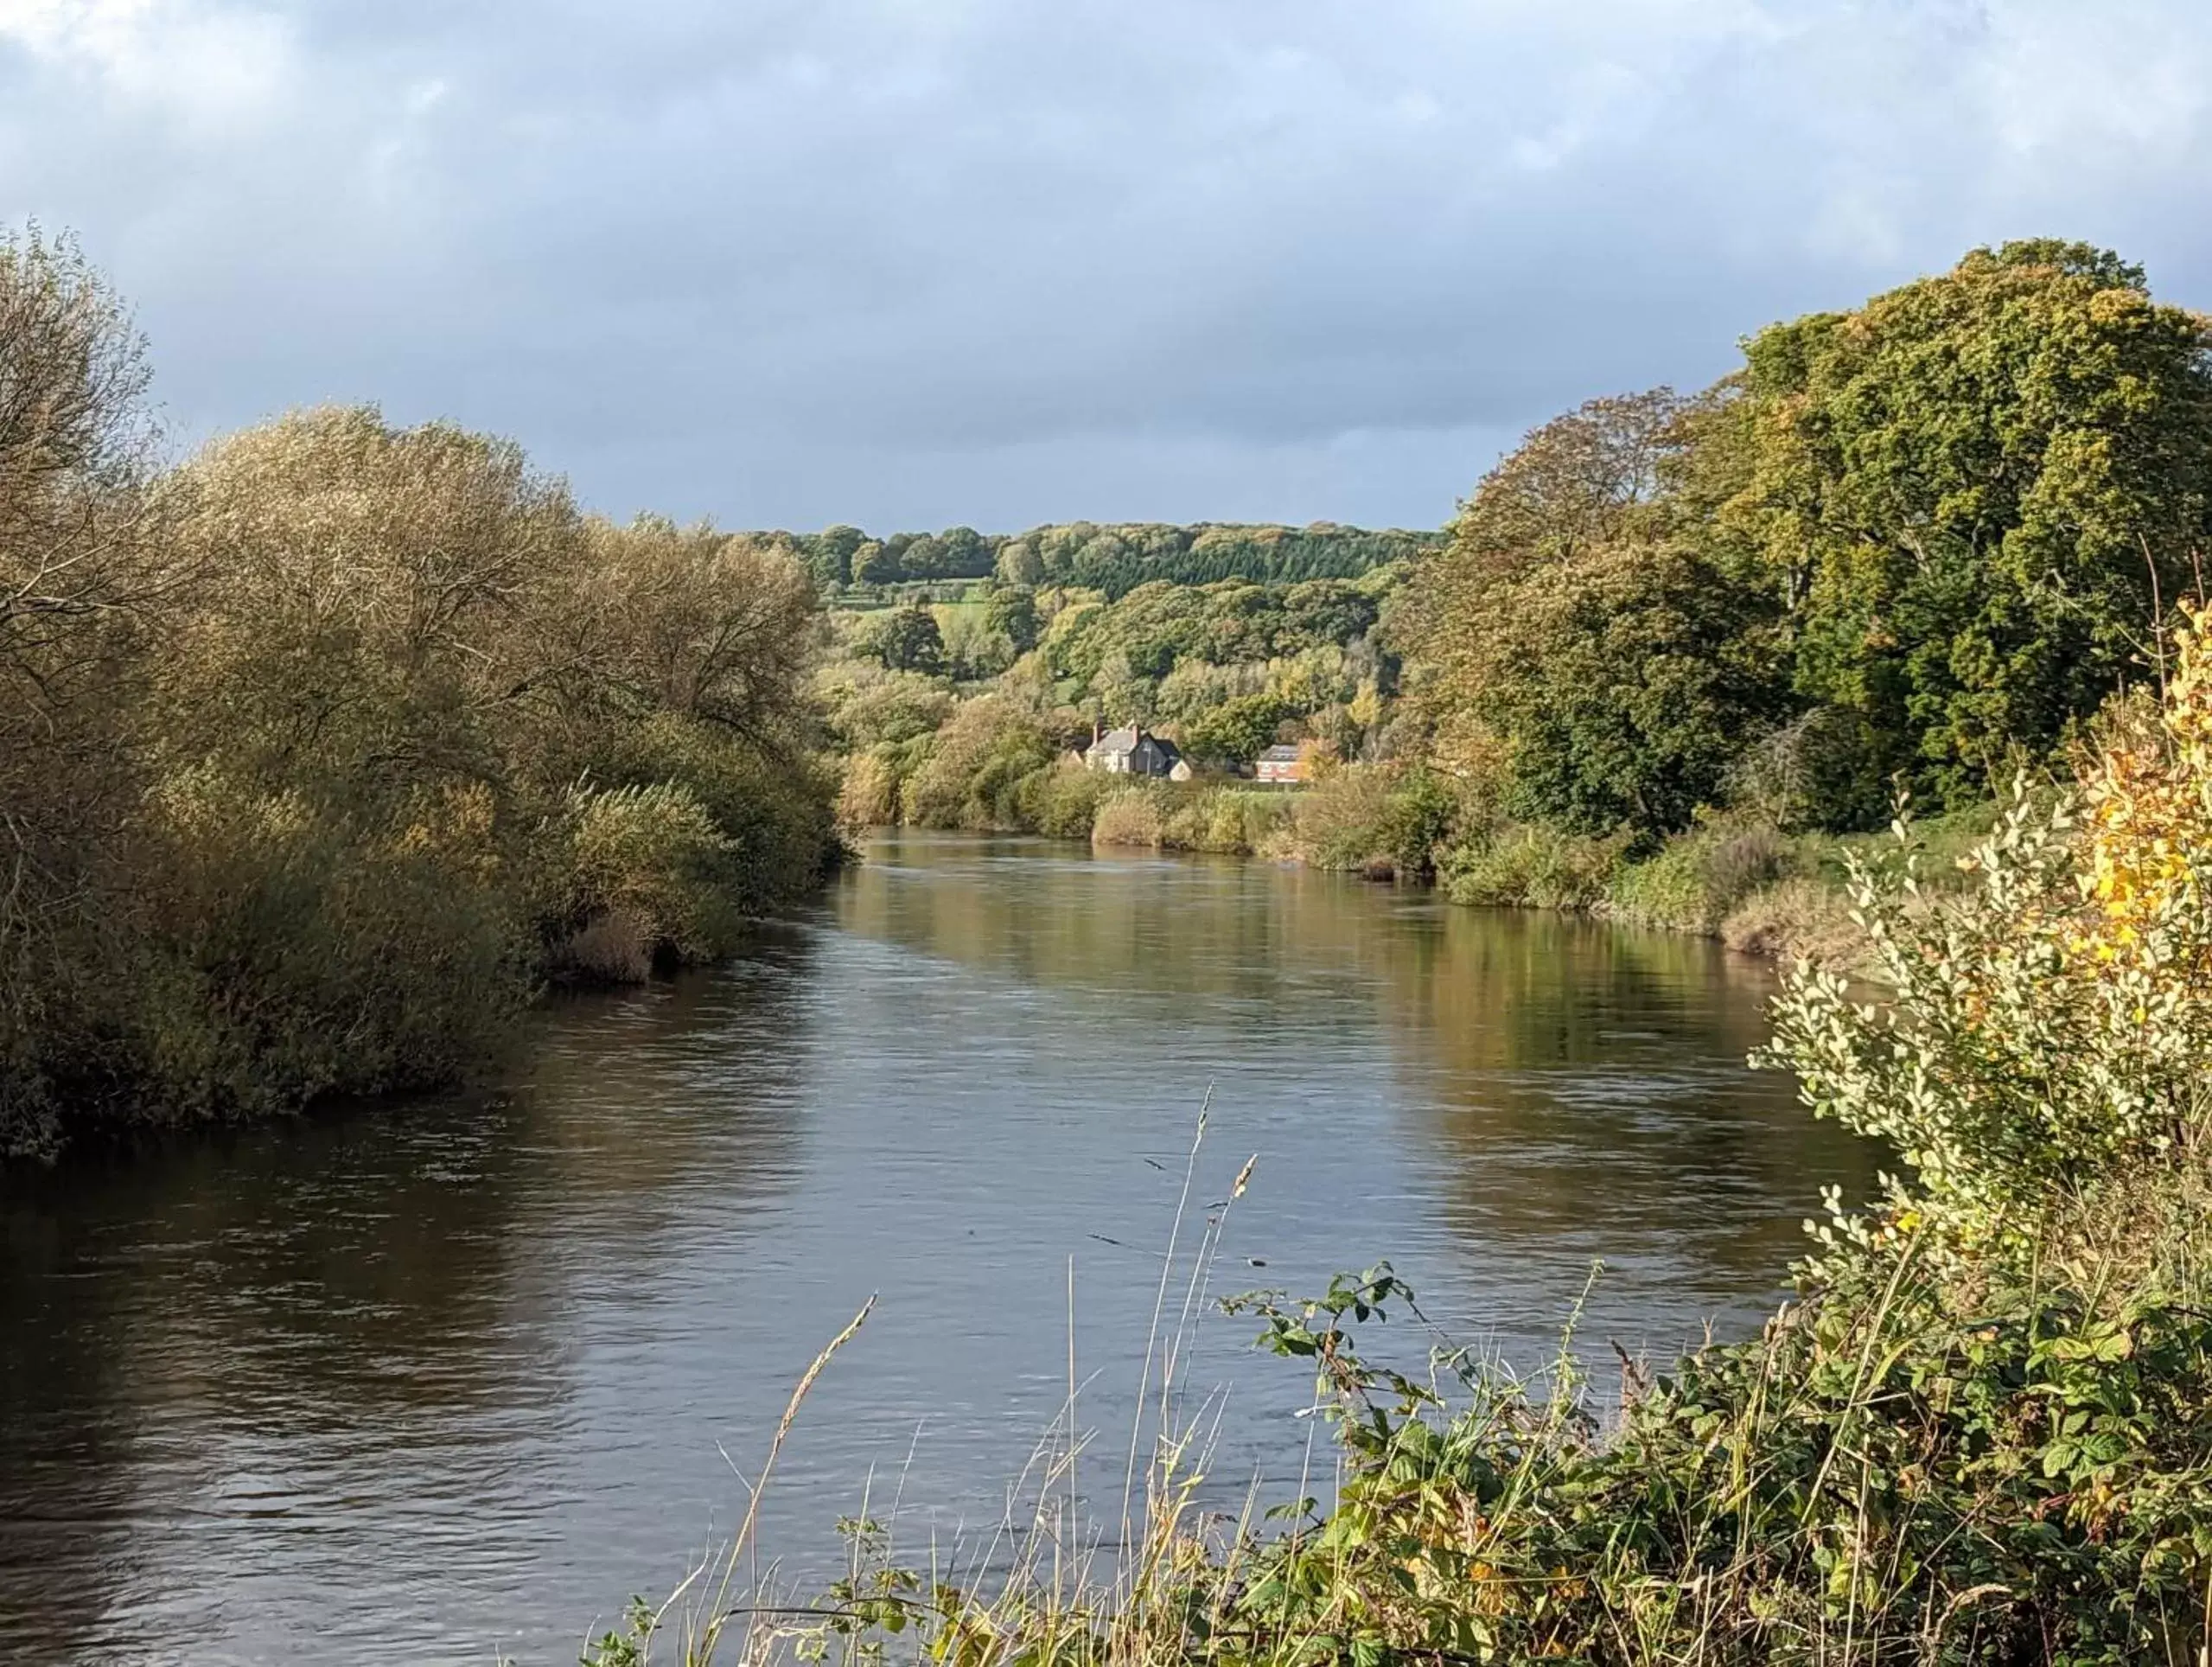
xmin=1439 ymin=823 xmax=1627 ymax=910
xmin=1607 ymin=819 xmax=1794 ymax=932
xmin=1289 ymin=763 xmax=1460 ymax=876
xmin=125 ymin=770 xmax=527 ymax=1121
xmin=1161 ymin=787 xmax=1296 ymax=855
xmin=0 ymin=274 xmax=839 ymax=1148
xmin=1018 ymin=763 xmax=1112 ymax=840
xmin=901 ymin=696 xmax=1055 ymax=829
xmin=838 ymin=749 xmax=902 ymax=828
xmin=1091 ymin=789 xmax=1166 ymax=849
xmin=550 ymin=782 xmax=744 ymax=975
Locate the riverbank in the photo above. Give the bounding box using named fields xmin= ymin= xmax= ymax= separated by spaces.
xmin=597 ymin=632 xmax=2212 ymax=1667
xmin=847 ymin=756 xmax=2002 ymax=973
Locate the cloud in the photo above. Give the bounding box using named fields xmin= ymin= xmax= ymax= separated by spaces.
xmin=2 ymin=0 xmax=2209 ymax=531
xmin=0 ymin=0 xmax=293 ymax=132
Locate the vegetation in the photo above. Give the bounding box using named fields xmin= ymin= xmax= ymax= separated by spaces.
xmin=0 ymin=233 xmax=837 ymax=1156
xmin=818 ymin=562 xmax=1416 ymax=869
xmin=585 ymin=611 xmax=2212 ymax=1667
xmin=1401 ymin=240 xmax=2212 ymax=844
xmin=766 ymin=520 xmax=1437 ymax=598
xmin=819 ymin=242 xmax=2212 ymax=977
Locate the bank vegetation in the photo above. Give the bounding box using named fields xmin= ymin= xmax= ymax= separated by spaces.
xmin=0 ymin=233 xmax=837 ymax=1157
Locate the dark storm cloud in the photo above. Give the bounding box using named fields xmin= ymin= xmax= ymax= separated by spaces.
xmin=3 ymin=0 xmax=2210 ymax=530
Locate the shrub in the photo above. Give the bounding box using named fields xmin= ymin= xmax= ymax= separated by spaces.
xmin=838 ymin=749 xmax=902 ymax=828
xmin=1607 ymin=819 xmax=1794 ymax=932
xmin=1763 ymin=626 xmax=2212 ymax=1246
xmin=551 ymin=782 xmax=743 ymax=974
xmin=1019 ymin=763 xmax=1112 ymax=840
xmin=126 ymin=769 xmax=527 ymax=1121
xmin=1091 ymin=789 xmax=1165 ymax=849
xmin=902 ymin=695 xmax=1055 ymax=829
xmin=1440 ymin=823 xmax=1627 ymax=910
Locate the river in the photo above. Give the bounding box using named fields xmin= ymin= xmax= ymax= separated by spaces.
xmin=0 ymin=831 xmax=1874 ymax=1665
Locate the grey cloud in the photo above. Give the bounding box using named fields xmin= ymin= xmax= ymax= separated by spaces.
xmin=3 ymin=0 xmax=2210 ymax=532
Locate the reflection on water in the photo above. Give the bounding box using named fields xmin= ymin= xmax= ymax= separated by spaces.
xmin=0 ymin=832 xmax=1873 ymax=1664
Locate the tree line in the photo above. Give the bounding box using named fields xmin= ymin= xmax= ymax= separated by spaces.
xmin=763 ymin=517 xmax=1435 ymax=597
xmin=820 ymin=239 xmax=2212 ymax=944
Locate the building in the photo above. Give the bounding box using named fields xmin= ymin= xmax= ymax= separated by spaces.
xmin=1084 ymin=723 xmax=1182 ymax=777
xmin=1254 ymin=744 xmax=1308 ymax=784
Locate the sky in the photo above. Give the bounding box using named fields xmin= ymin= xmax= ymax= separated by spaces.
xmin=3 ymin=1 xmax=2210 ymax=534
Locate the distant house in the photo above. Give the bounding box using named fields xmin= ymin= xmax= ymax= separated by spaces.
xmin=1084 ymin=723 xmax=1182 ymax=778
xmin=1254 ymin=744 xmax=1308 ymax=784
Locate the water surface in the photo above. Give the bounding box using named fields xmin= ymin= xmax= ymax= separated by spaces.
xmin=0 ymin=832 xmax=1874 ymax=1664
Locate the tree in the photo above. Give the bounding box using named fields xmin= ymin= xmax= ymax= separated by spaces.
xmin=1399 ymin=388 xmax=1706 ymax=802
xmin=996 ymin=540 xmax=1043 ymax=585
xmin=936 ymin=525 xmax=989 ymax=578
xmin=1183 ymin=693 xmax=1294 ymax=766
xmin=1437 ymin=389 xmax=1686 ymax=578
xmin=984 ymin=584 xmax=1041 ymax=654
xmin=1724 ymin=240 xmax=2212 ymax=813
xmin=901 ymin=533 xmax=947 ymax=578
xmin=811 ymin=524 xmax=865 ymax=585
xmin=866 ymin=604 xmax=945 ymax=674
xmin=851 ymin=540 xmax=899 ymax=585
xmin=1480 ymin=541 xmax=1789 ymax=835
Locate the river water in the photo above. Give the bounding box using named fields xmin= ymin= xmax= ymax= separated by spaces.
xmin=0 ymin=831 xmax=1873 ymax=1665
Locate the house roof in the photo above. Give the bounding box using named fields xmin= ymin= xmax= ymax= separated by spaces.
xmin=1091 ymin=725 xmax=1180 ymax=758
xmin=1258 ymin=744 xmax=1303 ymax=763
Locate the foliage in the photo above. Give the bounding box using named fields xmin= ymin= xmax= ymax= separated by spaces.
xmin=1182 ymin=693 xmax=1293 ymax=765
xmin=900 ymin=696 xmax=1056 ymax=830
xmin=1400 ymin=240 xmax=2212 ymax=840
xmin=1767 ymin=614 xmax=2212 ymax=1249
xmin=0 ymin=246 xmax=838 ymax=1154
xmin=1724 ymin=240 xmax=2212 ymax=814
xmin=1440 ymin=823 xmax=1627 ymax=911
xmin=983 ymin=584 xmax=1041 ymax=654
xmin=857 ymin=604 xmax=947 ymax=674
xmin=1603 ymin=819 xmax=1794 ymax=933
xmin=603 ymin=612 xmax=2212 ymax=1667
xmin=1290 ymin=764 xmax=1459 ymax=878
xmin=793 ymin=519 xmax=1436 ymax=597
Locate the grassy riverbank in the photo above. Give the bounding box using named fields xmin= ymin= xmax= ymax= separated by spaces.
xmin=589 ymin=625 xmax=2212 ymax=1666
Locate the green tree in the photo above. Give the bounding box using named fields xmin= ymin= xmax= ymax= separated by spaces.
xmin=995 ymin=539 xmax=1043 ymax=585
xmin=936 ymin=525 xmax=990 ymax=578
xmin=984 ymin=584 xmax=1041 ymax=654
xmin=1399 ymin=388 xmax=1737 ymax=829
xmin=1482 ymin=541 xmax=1789 ymax=835
xmin=866 ymin=604 xmax=945 ymax=674
xmin=811 ymin=523 xmax=865 ymax=585
xmin=900 ymin=533 xmax=947 ymax=578
xmin=851 ymin=540 xmax=899 ymax=585
xmin=1183 ymin=693 xmax=1293 ymax=766
xmin=1724 ymin=240 xmax=2212 ymax=812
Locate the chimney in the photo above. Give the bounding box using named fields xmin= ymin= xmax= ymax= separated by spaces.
xmin=1093 ymin=719 xmax=1102 ymax=746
